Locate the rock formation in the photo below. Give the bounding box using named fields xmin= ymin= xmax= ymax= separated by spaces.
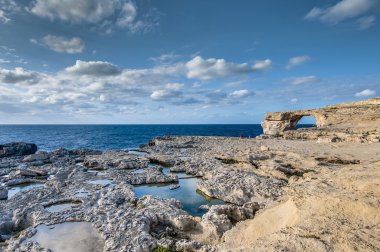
xmin=261 ymin=97 xmax=380 ymax=140
xmin=0 ymin=143 xmax=37 ymax=158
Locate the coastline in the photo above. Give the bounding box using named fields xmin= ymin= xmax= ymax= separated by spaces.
xmin=0 ymin=98 xmax=379 ymax=251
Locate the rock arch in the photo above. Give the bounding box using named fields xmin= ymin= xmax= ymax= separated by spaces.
xmin=261 ymin=111 xmax=326 ymax=136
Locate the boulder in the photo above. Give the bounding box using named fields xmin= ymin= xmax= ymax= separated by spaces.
xmin=0 ymin=187 xmax=8 ymax=200
xmin=0 ymin=143 xmax=37 ymax=157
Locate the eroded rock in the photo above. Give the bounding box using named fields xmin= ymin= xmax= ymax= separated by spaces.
xmin=0 ymin=143 xmax=37 ymax=158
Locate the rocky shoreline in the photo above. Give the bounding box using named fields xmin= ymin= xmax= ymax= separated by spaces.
xmin=1 ymin=98 xmax=379 ymax=252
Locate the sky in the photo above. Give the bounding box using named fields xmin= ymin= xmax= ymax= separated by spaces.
xmin=0 ymin=0 xmax=379 ymax=124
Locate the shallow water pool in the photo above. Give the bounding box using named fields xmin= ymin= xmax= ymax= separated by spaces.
xmin=45 ymin=202 xmax=81 ymax=213
xmin=30 ymin=222 xmax=104 ymax=252
xmin=7 ymin=183 xmax=44 ymax=199
xmin=134 ymin=177 xmax=224 ymax=217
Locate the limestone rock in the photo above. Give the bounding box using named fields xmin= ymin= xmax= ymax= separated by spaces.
xmin=261 ymin=97 xmax=380 ymax=141
xmin=22 ymin=152 xmax=50 ymax=163
xmin=197 ymin=170 xmax=285 ymax=205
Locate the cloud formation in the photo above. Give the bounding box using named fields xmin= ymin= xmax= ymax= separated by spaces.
xmin=0 ymin=67 xmax=41 ymax=84
xmin=29 ymin=0 xmax=158 ymax=33
xmin=284 ymin=76 xmax=319 ymax=85
xmin=150 ymin=83 xmax=184 ymax=101
xmin=65 ymin=60 xmax=121 ymax=76
xmin=31 ymin=35 xmax=85 ymax=54
xmin=30 ymin=0 xmax=122 ymax=23
xmin=286 ymin=56 xmax=311 ymax=70
xmin=0 ymin=9 xmax=10 ymax=23
xmin=252 ymin=59 xmax=272 ymax=71
xmin=355 ymin=88 xmax=376 ymax=97
xmin=229 ymin=89 xmax=254 ymax=99
xmin=0 ymin=0 xmax=19 ymax=23
xmin=186 ymin=56 xmax=271 ymax=80
xmin=0 ymin=55 xmax=269 ymax=121
xmin=305 ymin=0 xmax=378 ymax=25
xmin=356 ymin=15 xmax=376 ymax=30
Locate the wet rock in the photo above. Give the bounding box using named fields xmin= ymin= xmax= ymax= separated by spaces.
xmin=0 ymin=187 xmax=8 ymax=200
xmin=5 ymin=178 xmax=44 ymax=187
xmin=0 ymin=142 xmax=37 ymax=157
xmin=169 ymin=184 xmax=180 ymax=190
xmin=69 ymin=148 xmax=102 ymax=156
xmin=199 ymin=205 xmax=210 ymax=210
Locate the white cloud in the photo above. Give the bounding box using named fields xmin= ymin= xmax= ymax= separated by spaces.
xmin=0 ymin=67 xmax=41 ymax=84
xmin=286 ymin=55 xmax=311 ymax=70
xmin=0 ymin=59 xmax=10 ymax=64
xmin=151 ymin=89 xmax=181 ymax=100
xmin=30 ymin=0 xmax=119 ymax=23
xmin=355 ymin=89 xmax=376 ymax=97
xmin=356 ymin=15 xmax=376 ymax=30
xmin=149 ymin=53 xmax=181 ymax=65
xmin=290 ymin=98 xmax=298 ymax=103
xmin=305 ymin=0 xmax=378 ymax=24
xmin=29 ymin=0 xmax=158 ymax=33
xmin=31 ymin=35 xmax=85 ymax=54
xmin=65 ymin=60 xmax=121 ymax=76
xmin=0 ymin=0 xmax=19 ymax=23
xmin=252 ymin=59 xmax=272 ymax=71
xmin=150 ymin=83 xmax=184 ymax=101
xmin=284 ymin=76 xmax=319 ymax=85
xmin=186 ymin=56 xmax=270 ymax=80
xmin=229 ymin=89 xmax=254 ymax=99
xmin=116 ymin=2 xmax=137 ymax=28
xmin=165 ymin=83 xmax=184 ymax=91
xmin=0 ymin=9 xmax=10 ymax=23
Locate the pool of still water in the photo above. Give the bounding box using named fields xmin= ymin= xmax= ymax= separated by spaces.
xmin=29 ymin=222 xmax=104 ymax=252
xmin=7 ymin=183 xmax=44 ymax=199
xmin=134 ymin=175 xmax=224 ymax=217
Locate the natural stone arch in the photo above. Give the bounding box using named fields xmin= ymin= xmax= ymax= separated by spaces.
xmin=261 ymin=111 xmax=326 ymax=136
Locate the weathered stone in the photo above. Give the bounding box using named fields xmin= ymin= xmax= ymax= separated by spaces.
xmin=15 ymin=169 xmax=39 ymax=177
xmin=0 ymin=187 xmax=8 ymax=200
xmin=22 ymin=152 xmax=50 ymax=163
xmin=0 ymin=143 xmax=37 ymax=157
xmin=84 ymin=151 xmax=149 ymax=170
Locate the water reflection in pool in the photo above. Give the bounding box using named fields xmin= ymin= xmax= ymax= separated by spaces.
xmin=45 ymin=202 xmax=81 ymax=213
xmin=30 ymin=222 xmax=104 ymax=252
xmin=128 ymin=150 xmax=147 ymax=156
xmin=88 ymin=179 xmax=113 ymax=186
xmin=7 ymin=183 xmax=44 ymax=199
xmin=134 ymin=176 xmax=224 ymax=217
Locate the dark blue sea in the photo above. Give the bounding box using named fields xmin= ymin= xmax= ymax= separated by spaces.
xmin=0 ymin=125 xmax=264 ymax=151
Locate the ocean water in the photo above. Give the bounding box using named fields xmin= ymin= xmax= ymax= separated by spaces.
xmin=0 ymin=124 xmax=263 ymax=151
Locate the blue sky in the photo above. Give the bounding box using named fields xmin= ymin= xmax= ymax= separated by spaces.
xmin=0 ymin=0 xmax=379 ymax=124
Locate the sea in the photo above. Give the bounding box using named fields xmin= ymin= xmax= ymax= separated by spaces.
xmin=0 ymin=124 xmax=264 ymax=151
